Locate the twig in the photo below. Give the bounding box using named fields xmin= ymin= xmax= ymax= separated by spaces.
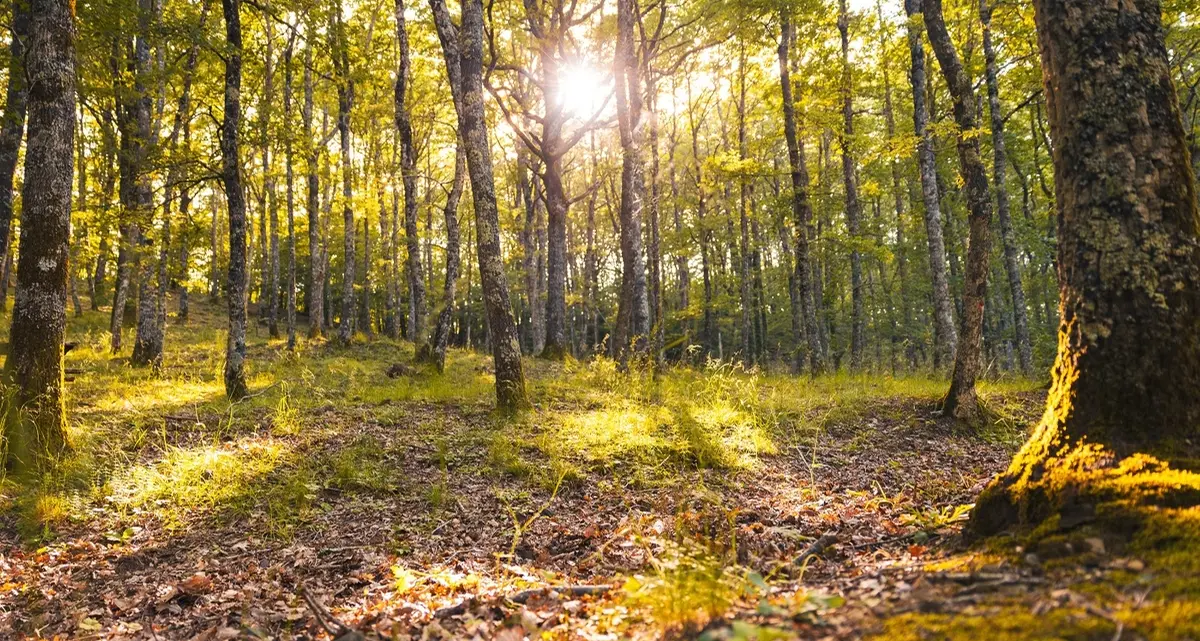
xmin=299 ymin=586 xmax=352 ymax=636
xmin=237 ymin=381 xmax=282 ymax=402
xmin=434 ymin=584 xmax=613 ymax=619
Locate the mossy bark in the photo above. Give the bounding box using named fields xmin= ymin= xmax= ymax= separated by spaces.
xmin=220 ymin=0 xmax=249 ymax=401
xmin=924 ymin=0 xmax=994 ymax=428
xmin=4 ymin=0 xmax=76 ymax=469
xmin=971 ymin=0 xmax=1200 ymax=535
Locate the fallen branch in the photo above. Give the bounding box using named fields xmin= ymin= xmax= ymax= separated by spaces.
xmin=434 ymin=584 xmax=614 ymax=619
xmin=299 ymin=586 xmax=362 ymax=640
xmin=793 ymin=533 xmax=838 ymax=567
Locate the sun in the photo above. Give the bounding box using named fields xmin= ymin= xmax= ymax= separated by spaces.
xmin=556 ymin=63 xmax=609 ymax=119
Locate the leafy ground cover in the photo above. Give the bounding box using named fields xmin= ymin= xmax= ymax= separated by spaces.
xmin=1 ymin=300 xmax=1195 ymax=640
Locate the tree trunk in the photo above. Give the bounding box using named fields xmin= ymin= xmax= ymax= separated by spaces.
xmin=332 ymin=2 xmax=355 ymax=345
xmin=0 ymin=0 xmax=30 ymax=308
xmin=3 ymin=0 xmax=75 ymax=469
xmin=263 ymin=12 xmax=279 ymax=339
xmin=395 ymin=0 xmax=426 ymax=349
xmin=613 ymin=0 xmax=650 ymax=363
xmin=129 ymin=0 xmax=162 ymax=368
xmin=431 ymin=141 xmax=465 ymax=373
xmin=972 ymin=0 xmax=1200 ymax=534
xmin=839 ymin=0 xmax=865 ymax=371
xmin=925 ymin=0 xmax=994 ymax=426
xmin=981 ymin=0 xmax=1032 ymax=374
xmin=779 ymin=13 xmax=824 ymax=374
xmin=304 ymin=41 xmax=323 ymax=339
xmin=430 ymin=0 xmax=528 ymax=411
xmin=541 ymin=156 xmax=569 ymax=359
xmin=221 ymin=0 xmax=249 ymax=400
xmin=284 ymin=39 xmax=297 ymax=349
xmin=904 ymin=0 xmax=957 ymax=369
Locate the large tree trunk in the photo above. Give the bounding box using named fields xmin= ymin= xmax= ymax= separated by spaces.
xmin=396 ymin=0 xmax=426 ymax=349
xmin=430 ymin=0 xmax=528 ymax=411
xmin=925 ymin=0 xmax=994 ymax=426
xmin=304 ymin=41 xmax=323 ymax=339
xmin=3 ymin=0 xmax=75 ymax=469
xmin=904 ymin=0 xmax=956 ymax=369
xmin=973 ymin=0 xmax=1200 ymax=534
xmin=613 ymin=0 xmax=650 ymax=364
xmin=839 ymin=0 xmax=865 ymax=371
xmin=981 ymin=0 xmax=1032 ymax=374
xmin=221 ymin=0 xmax=249 ymax=400
xmin=779 ymin=13 xmax=824 ymax=375
xmin=0 ymin=0 xmax=30 ymax=300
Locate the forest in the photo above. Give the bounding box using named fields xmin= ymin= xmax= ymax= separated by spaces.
xmin=1 ymin=0 xmax=1200 ymax=637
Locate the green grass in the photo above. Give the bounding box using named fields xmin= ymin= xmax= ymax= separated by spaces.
xmin=1 ymin=296 xmax=1042 ymax=541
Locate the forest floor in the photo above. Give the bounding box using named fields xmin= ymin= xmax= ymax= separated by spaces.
xmin=1 ymin=298 xmax=1198 ymax=640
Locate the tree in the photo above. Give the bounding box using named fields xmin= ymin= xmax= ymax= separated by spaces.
xmin=972 ymin=0 xmax=1200 ymax=533
xmin=331 ymin=0 xmax=355 ymax=345
xmin=429 ymin=0 xmax=528 ymax=411
xmin=837 ymin=0 xmax=865 ymax=370
xmin=924 ymin=0 xmax=993 ymax=425
xmin=980 ymin=0 xmax=1032 ymax=374
xmin=0 ymin=0 xmax=30 ymax=307
xmin=395 ymin=0 xmax=427 ymax=350
xmin=778 ymin=9 xmax=824 ymax=375
xmin=303 ymin=36 xmax=324 ymax=339
xmin=3 ymin=0 xmax=76 ymax=468
xmin=903 ymin=0 xmax=956 ymax=370
xmin=221 ymin=0 xmax=250 ymax=400
xmin=612 ymin=0 xmax=651 ymax=363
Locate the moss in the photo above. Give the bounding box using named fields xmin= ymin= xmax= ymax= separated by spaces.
xmin=872 ymin=605 xmax=1116 ymax=641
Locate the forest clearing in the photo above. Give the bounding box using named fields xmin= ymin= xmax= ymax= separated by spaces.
xmin=7 ymin=299 xmax=1196 ymax=640
xmin=2 ymin=0 xmax=1200 ymax=637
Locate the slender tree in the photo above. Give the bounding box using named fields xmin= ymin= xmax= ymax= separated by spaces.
xmin=904 ymin=0 xmax=956 ymax=369
xmin=778 ymin=11 xmax=824 ymax=374
xmin=395 ymin=0 xmax=427 ymax=351
xmin=925 ymin=0 xmax=993 ymax=425
xmin=0 ymin=0 xmax=30 ymax=303
xmin=612 ymin=0 xmax=651 ymax=362
xmin=980 ymin=0 xmax=1032 ymax=374
xmin=221 ymin=0 xmax=250 ymax=399
xmin=838 ymin=0 xmax=865 ymax=370
xmin=430 ymin=0 xmax=528 ymax=410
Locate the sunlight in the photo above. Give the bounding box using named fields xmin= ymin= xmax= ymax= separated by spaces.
xmin=556 ymin=63 xmax=609 ymax=119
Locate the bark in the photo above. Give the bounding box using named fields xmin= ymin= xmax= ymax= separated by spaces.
xmin=3 ymin=0 xmax=74 ymax=469
xmin=518 ymin=148 xmax=542 ymax=353
xmin=839 ymin=0 xmax=865 ymax=371
xmin=264 ymin=13 xmax=280 ymax=339
xmin=431 ymin=141 xmax=465 ymax=373
xmin=924 ymin=0 xmax=994 ymax=427
xmin=395 ymin=0 xmax=426 ymax=348
xmin=737 ymin=45 xmax=754 ymax=366
xmin=221 ymin=0 xmax=249 ymax=400
xmin=613 ymin=0 xmax=650 ymax=363
xmin=0 ymin=0 xmax=30 ymax=297
xmin=779 ymin=13 xmax=824 ymax=374
xmin=973 ymin=0 xmax=1200 ymax=534
xmin=904 ymin=0 xmax=957 ymax=368
xmin=879 ymin=0 xmax=913 ymax=370
xmin=130 ymin=0 xmax=162 ymax=369
xmin=284 ymin=39 xmax=297 ymax=349
xmin=429 ymin=0 xmax=528 ymax=411
xmin=981 ymin=0 xmax=1032 ymax=374
xmin=332 ymin=2 xmax=355 ymax=345
xmin=304 ymin=42 xmax=323 ymax=339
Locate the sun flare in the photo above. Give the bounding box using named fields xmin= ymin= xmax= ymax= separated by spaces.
xmin=556 ymin=63 xmax=609 ymax=119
